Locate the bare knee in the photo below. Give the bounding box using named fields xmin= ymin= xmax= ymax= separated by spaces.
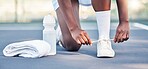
xmin=62 ymin=37 xmax=81 ymax=51
xmin=65 ymin=43 xmax=81 ymax=51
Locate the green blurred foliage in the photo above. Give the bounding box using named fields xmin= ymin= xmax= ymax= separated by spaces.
xmin=0 ymin=0 xmax=148 ymax=23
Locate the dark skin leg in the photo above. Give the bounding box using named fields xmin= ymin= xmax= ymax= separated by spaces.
xmin=92 ymin=0 xmax=129 ymax=43
xmin=56 ymin=0 xmax=81 ymax=51
xmin=56 ymin=0 xmax=129 ymax=51
xmin=58 ymin=0 xmax=92 ymax=45
xmin=92 ymin=0 xmax=111 ymax=11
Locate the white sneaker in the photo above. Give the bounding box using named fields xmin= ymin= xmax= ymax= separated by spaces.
xmin=56 ymin=25 xmax=63 ymax=47
xmin=97 ymin=39 xmax=115 ymax=58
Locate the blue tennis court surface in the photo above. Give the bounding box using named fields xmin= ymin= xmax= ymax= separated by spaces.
xmin=0 ymin=22 xmax=148 ymax=69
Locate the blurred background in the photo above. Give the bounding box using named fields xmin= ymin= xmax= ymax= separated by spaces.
xmin=0 ymin=0 xmax=148 ymax=24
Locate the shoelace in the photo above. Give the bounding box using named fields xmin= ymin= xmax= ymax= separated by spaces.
xmin=92 ymin=39 xmax=114 ymax=43
xmin=93 ymin=39 xmax=112 ymax=49
xmin=100 ymin=40 xmax=110 ymax=49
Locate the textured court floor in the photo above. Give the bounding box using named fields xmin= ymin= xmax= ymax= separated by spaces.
xmin=0 ymin=22 xmax=148 ymax=69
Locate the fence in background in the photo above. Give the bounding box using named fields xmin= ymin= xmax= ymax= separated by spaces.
xmin=0 ymin=0 xmax=148 ymax=23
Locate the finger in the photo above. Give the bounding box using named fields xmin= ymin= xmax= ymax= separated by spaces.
xmin=125 ymin=32 xmax=129 ymax=41
xmin=122 ymin=32 xmax=128 ymax=41
xmin=120 ymin=32 xmax=126 ymax=42
xmin=124 ymin=38 xmax=128 ymax=41
xmin=76 ymin=39 xmax=81 ymax=44
xmin=122 ymin=32 xmax=127 ymax=39
xmin=114 ymin=31 xmax=120 ymax=43
xmin=84 ymin=40 xmax=89 ymax=45
xmin=84 ymin=33 xmax=92 ymax=45
xmin=81 ymin=34 xmax=89 ymax=44
xmin=78 ymin=37 xmax=85 ymax=44
xmin=122 ymin=31 xmax=129 ymax=41
xmin=86 ymin=42 xmax=89 ymax=45
xmin=117 ymin=31 xmax=124 ymax=43
xmin=83 ymin=32 xmax=92 ymax=45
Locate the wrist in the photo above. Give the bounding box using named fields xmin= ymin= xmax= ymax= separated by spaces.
xmin=69 ymin=26 xmax=80 ymax=32
xmin=119 ymin=19 xmax=129 ymax=24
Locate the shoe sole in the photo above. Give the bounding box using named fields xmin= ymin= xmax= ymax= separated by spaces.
xmin=97 ymin=50 xmax=115 ymax=58
xmin=97 ymin=55 xmax=115 ymax=58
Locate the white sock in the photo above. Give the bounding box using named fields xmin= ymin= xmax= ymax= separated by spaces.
xmin=96 ymin=10 xmax=111 ymax=39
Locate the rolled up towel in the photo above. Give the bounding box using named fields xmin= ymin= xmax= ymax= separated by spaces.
xmin=3 ymin=40 xmax=51 ymax=58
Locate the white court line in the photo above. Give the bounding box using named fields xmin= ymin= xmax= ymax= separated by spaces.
xmin=133 ymin=23 xmax=148 ymax=30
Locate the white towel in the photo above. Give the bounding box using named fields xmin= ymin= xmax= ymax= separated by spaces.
xmin=3 ymin=40 xmax=51 ymax=58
